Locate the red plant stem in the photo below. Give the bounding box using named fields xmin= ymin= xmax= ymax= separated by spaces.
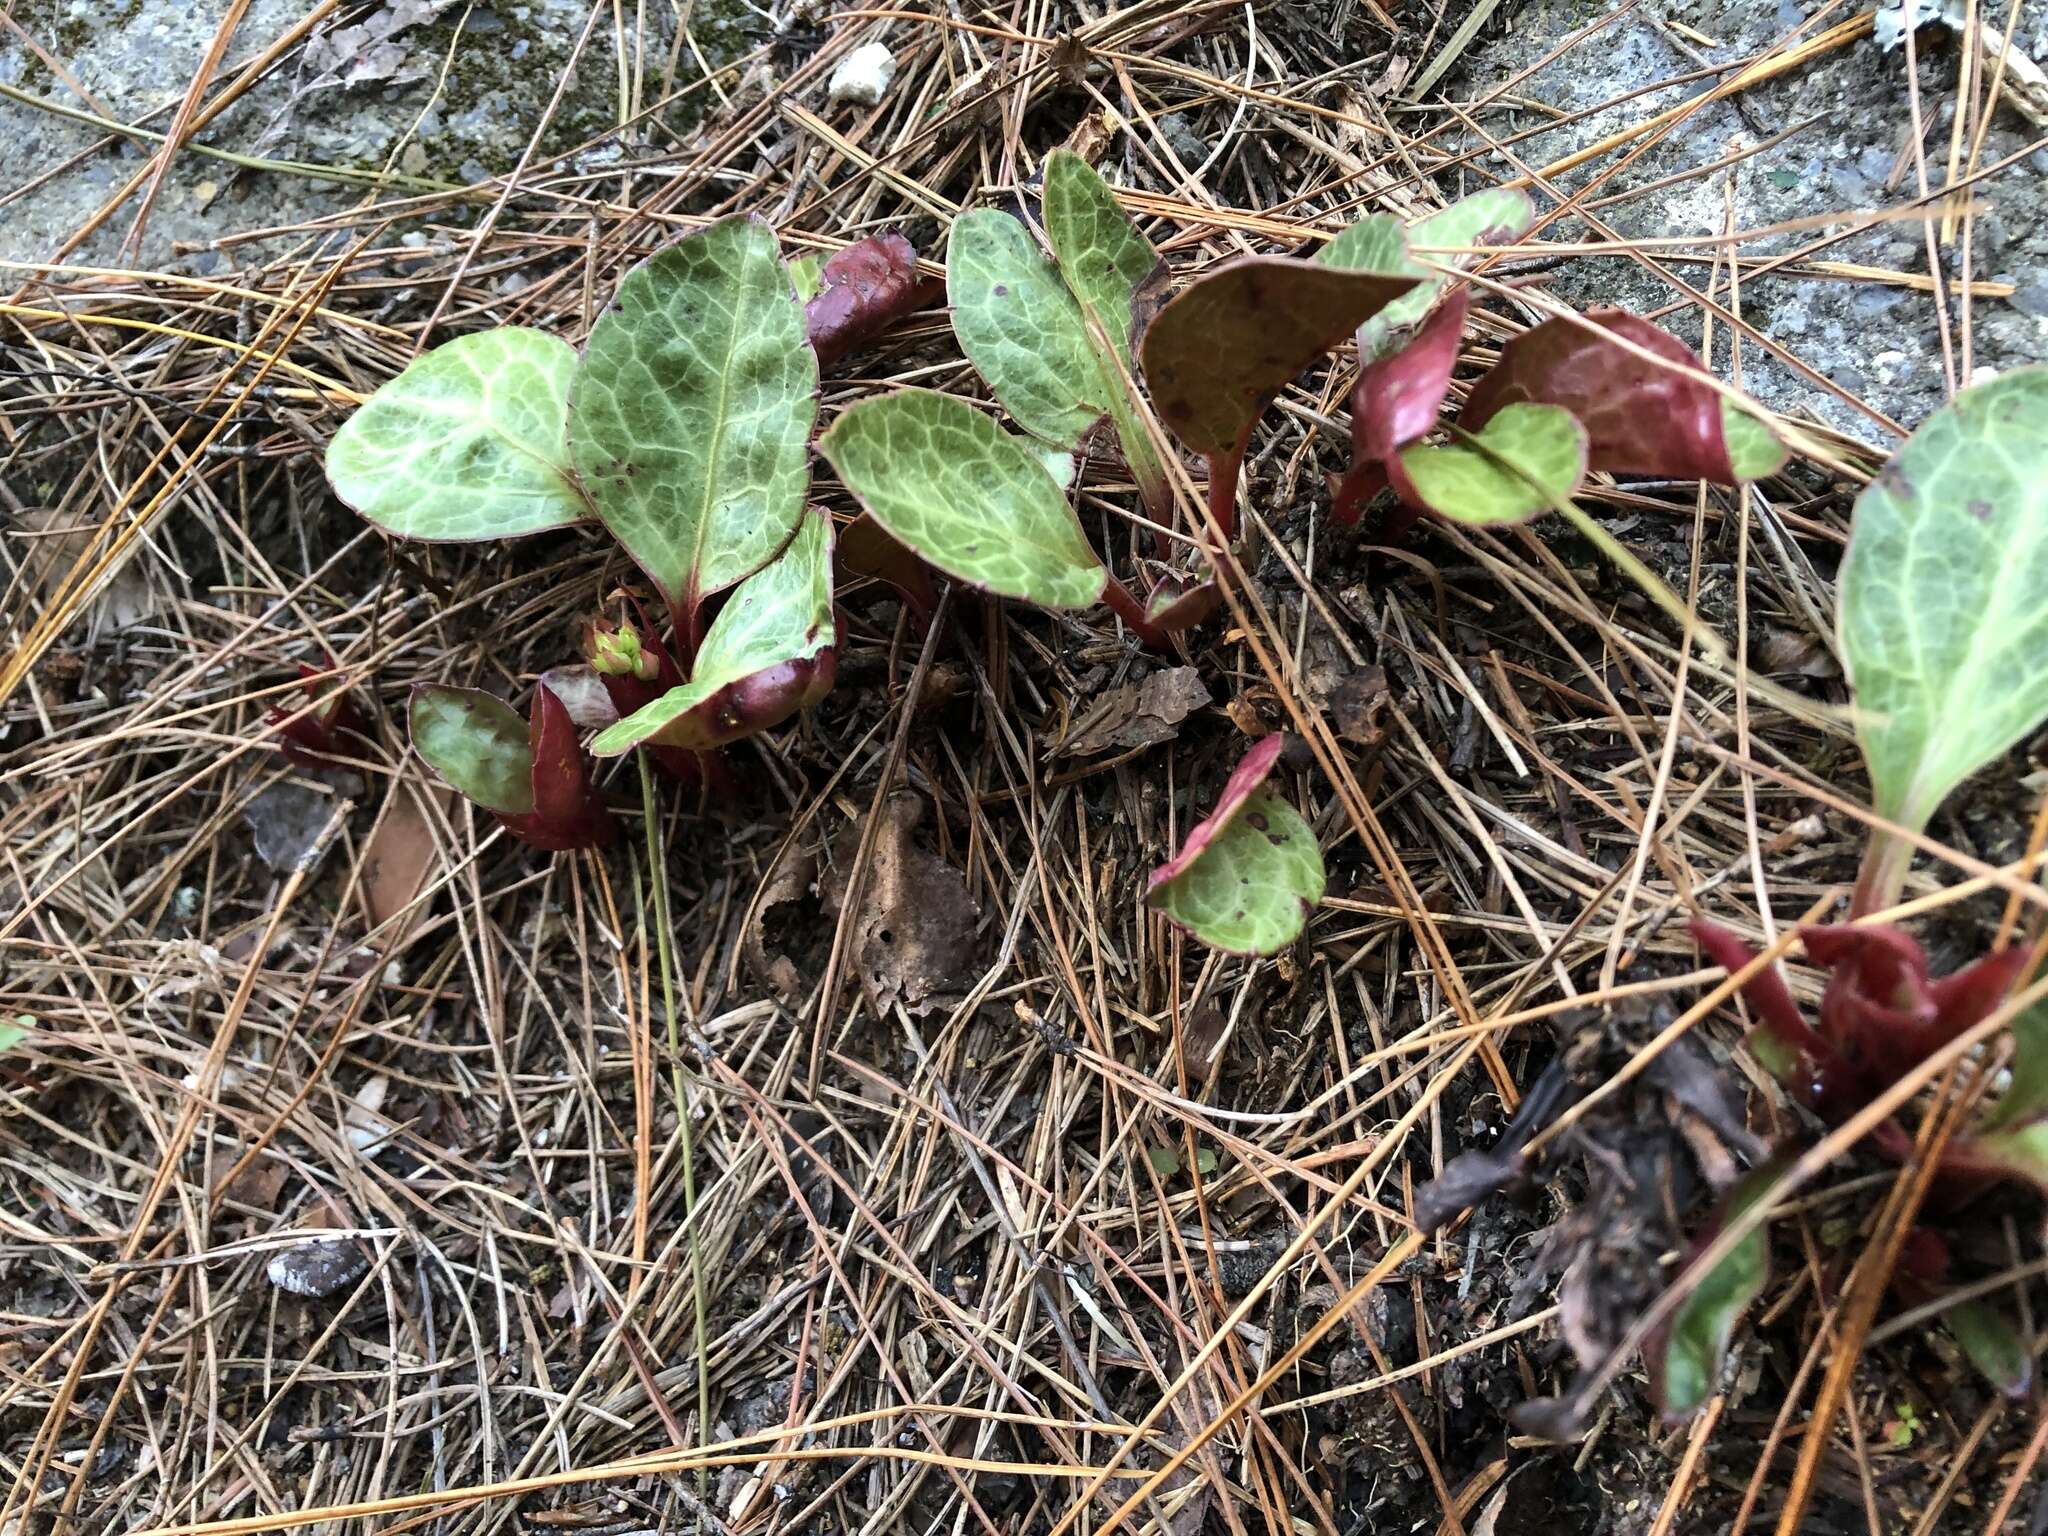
xmin=1205 ymin=442 xmax=1246 ymax=543
xmin=1100 ymin=573 xmax=1173 ymax=651
xmin=1851 ymin=828 xmax=1915 ymax=918
xmin=669 ymin=598 xmax=705 ymax=675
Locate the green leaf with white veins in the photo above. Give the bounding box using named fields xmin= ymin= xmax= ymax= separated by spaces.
xmin=818 ymin=389 xmax=1108 ymax=609
xmin=326 ymin=329 xmax=585 ymax=541
xmin=1042 ymin=150 xmax=1158 ymax=368
xmin=1839 ymin=367 xmax=2048 ymax=833
xmin=1040 ymin=151 xmax=1171 ymax=504
xmin=1356 ymin=189 xmax=1536 ymax=360
xmin=591 ymin=510 xmax=834 ymax=755
xmin=1148 ymin=737 xmax=1324 ymax=955
xmin=570 ymin=215 xmax=817 ymax=615
xmin=410 ymin=685 xmax=533 ymax=814
xmin=1401 ymin=404 xmax=1588 ymax=524
xmin=947 ymin=209 xmax=1105 ymax=447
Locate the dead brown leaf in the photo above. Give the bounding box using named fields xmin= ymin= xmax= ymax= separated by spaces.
xmin=1057 ymin=666 xmax=1209 ymax=756
xmin=825 ymin=794 xmax=981 ymax=1014
xmin=362 ymin=778 xmax=453 ymax=929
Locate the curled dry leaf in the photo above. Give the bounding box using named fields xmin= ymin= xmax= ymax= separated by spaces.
xmin=744 ymin=844 xmax=822 ymax=1002
xmin=804 ymin=231 xmax=942 ymax=368
xmin=1058 ymin=665 xmax=1210 ymax=756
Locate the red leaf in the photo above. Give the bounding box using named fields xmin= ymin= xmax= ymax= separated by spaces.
xmin=1927 ymin=945 xmax=2031 ymax=1043
xmin=1462 ymin=309 xmax=1739 ymax=483
xmin=527 ymin=681 xmax=589 ymax=827
xmin=271 ymin=660 xmax=366 ymax=768
xmin=1332 ymin=289 xmax=1468 ymax=524
xmin=1148 ymin=734 xmax=1284 ymax=893
xmin=805 ymin=233 xmax=941 ymax=369
xmin=1691 ymin=918 xmax=1872 ymax=1124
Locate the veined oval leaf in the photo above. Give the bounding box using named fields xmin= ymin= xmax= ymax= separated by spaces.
xmin=1839 ymin=366 xmax=2048 ymax=832
xmin=1461 ymin=308 xmax=1787 ymax=484
xmin=1042 ymin=150 xmax=1160 ymax=368
xmin=1039 ymin=152 xmax=1174 ymax=508
xmin=410 ymin=685 xmax=533 ymax=814
xmin=1400 ymin=404 xmax=1587 ymax=524
xmin=570 ymin=215 xmax=818 ymax=614
xmin=326 ymin=329 xmax=584 ymax=541
xmin=1343 ymin=190 xmax=1536 ymax=361
xmin=1147 ymin=735 xmax=1325 ymax=955
xmin=1141 ymin=256 xmax=1420 ymax=459
xmin=1653 ymin=1163 xmax=1777 ymax=1419
xmin=817 ymin=389 xmax=1108 ymax=609
xmin=947 ymin=208 xmax=1105 ymax=447
xmin=591 ymin=510 xmax=836 ymax=755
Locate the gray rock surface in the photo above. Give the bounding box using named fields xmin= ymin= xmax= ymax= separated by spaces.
xmin=1449 ymin=0 xmax=2048 ymax=443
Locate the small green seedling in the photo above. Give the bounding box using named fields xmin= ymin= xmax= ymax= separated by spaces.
xmin=1147 ymin=734 xmax=1325 ymax=954
xmin=410 ymin=681 xmax=613 ymax=851
xmin=325 ymin=215 xmax=884 ymax=835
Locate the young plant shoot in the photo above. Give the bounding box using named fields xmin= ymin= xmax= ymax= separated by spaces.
xmin=1669 ymin=366 xmax=2048 ymax=1415
xmin=410 ymin=681 xmax=613 ymax=851
xmin=1147 ymin=735 xmax=1325 ymax=954
xmin=324 ymin=214 xmax=866 ymax=834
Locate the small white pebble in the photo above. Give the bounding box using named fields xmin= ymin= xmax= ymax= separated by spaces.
xmin=828 ymin=42 xmax=897 ymax=109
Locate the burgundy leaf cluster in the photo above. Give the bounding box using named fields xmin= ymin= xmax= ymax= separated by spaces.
xmin=270 ymin=661 xmax=368 ymax=770
xmin=1334 ymin=303 xmax=1768 ymax=529
xmin=1691 ymin=918 xmax=2027 ymax=1167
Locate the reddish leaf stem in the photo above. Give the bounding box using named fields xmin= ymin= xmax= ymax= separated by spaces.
xmin=1100 ymin=573 xmax=1173 ymax=651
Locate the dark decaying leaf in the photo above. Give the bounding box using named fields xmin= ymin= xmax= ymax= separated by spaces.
xmin=1412 ymin=1054 xmax=1577 ymax=1233
xmin=1461 ymin=309 xmax=1780 ymax=485
xmin=1057 ymin=666 xmax=1210 ymax=756
xmin=267 ymin=1237 xmax=371 ymax=1299
xmin=1140 ymin=256 xmax=1421 ymax=460
xmin=1331 ymin=288 xmax=1469 ymax=522
xmin=825 ymin=794 xmax=982 ymax=1014
xmin=804 ymin=232 xmax=942 ymax=367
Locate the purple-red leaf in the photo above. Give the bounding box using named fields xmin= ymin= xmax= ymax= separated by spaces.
xmin=1690 ymin=918 xmax=1870 ymax=1125
xmin=527 ymin=682 xmax=587 ymax=828
xmin=805 ymin=233 xmax=941 ymax=368
xmin=1801 ymin=924 xmax=2028 ymax=1087
xmin=500 ymin=681 xmax=614 ymax=852
xmin=1332 ymin=289 xmax=1468 ymax=523
xmin=1150 ymin=733 xmax=1285 ymax=890
xmin=1463 ymin=309 xmax=1754 ymax=484
xmin=271 ymin=661 xmax=367 ymax=769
